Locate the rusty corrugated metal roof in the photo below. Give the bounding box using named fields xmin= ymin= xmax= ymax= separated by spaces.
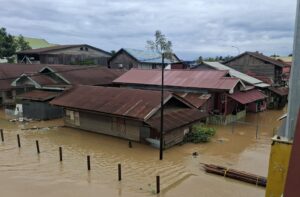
xmin=227 ymin=89 xmax=267 ymax=104
xmin=50 ymin=85 xmax=172 ymax=120
xmin=0 ymin=64 xmax=45 ymax=90
xmin=47 ymin=66 xmax=125 ymax=85
xmin=268 ymin=87 xmax=289 ymax=96
xmin=18 ymin=90 xmax=60 ymax=101
xmin=146 ymin=109 xmax=208 ymax=132
xmin=17 ymin=44 xmax=111 ymax=56
xmin=175 ymin=93 xmax=211 ymax=108
xmin=114 ymin=69 xmax=240 ymax=91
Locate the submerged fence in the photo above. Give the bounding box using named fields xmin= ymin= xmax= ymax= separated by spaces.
xmin=0 ymin=130 xmax=162 ymax=194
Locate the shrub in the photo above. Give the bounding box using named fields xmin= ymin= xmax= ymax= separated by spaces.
xmin=184 ymin=125 xmax=216 ymax=143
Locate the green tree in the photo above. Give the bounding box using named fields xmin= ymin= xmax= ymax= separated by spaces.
xmin=197 ymin=56 xmax=203 ymax=64
xmin=146 ymin=30 xmax=173 ymax=60
xmin=0 ymin=27 xmax=16 ymax=62
xmin=15 ymin=35 xmax=31 ymax=51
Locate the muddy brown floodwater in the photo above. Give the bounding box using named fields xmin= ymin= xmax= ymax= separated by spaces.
xmin=0 ymin=108 xmax=286 ymax=197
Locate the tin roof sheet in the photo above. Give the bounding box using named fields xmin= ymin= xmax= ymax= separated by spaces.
xmin=228 ymin=89 xmax=267 ymax=104
xmin=268 ymin=87 xmax=289 ymax=96
xmin=17 ymin=44 xmax=111 ymax=55
xmin=175 ymin=93 xmax=211 ymax=108
xmin=114 ymin=69 xmax=240 ymax=91
xmin=0 ymin=64 xmax=45 ymax=90
xmin=46 ymin=66 xmax=125 ymax=85
xmin=146 ymin=109 xmax=208 ymax=132
xmin=50 ymin=85 xmax=172 ymax=120
xmin=18 ymin=90 xmax=60 ymax=101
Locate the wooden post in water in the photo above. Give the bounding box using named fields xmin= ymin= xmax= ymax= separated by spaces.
xmin=128 ymin=141 xmax=132 ymax=148
xmin=156 ymin=176 xmax=160 ymax=194
xmin=36 ymin=140 xmax=40 ymax=154
xmin=0 ymin=129 xmax=4 ymax=142
xmin=118 ymin=163 xmax=122 ymax=181
xmin=59 ymin=147 xmax=63 ymax=161
xmin=87 ymin=155 xmax=91 ymax=171
xmin=17 ymin=134 xmax=21 ymax=148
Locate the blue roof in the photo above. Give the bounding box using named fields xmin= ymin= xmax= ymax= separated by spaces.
xmin=123 ymin=48 xmax=176 ymax=64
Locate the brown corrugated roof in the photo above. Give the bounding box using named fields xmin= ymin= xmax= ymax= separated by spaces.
xmin=0 ymin=64 xmax=45 ymax=90
xmin=18 ymin=90 xmax=60 ymax=101
xmin=17 ymin=44 xmax=111 ymax=55
xmin=227 ymin=89 xmax=267 ymax=104
xmin=50 ymin=85 xmax=173 ymax=120
xmin=47 ymin=66 xmax=125 ymax=85
xmin=114 ymin=69 xmax=240 ymax=91
xmin=175 ymin=93 xmax=211 ymax=108
xmin=268 ymin=87 xmax=289 ymax=96
xmin=146 ymin=109 xmax=208 ymax=132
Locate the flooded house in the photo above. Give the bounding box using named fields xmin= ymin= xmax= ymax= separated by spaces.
xmin=223 ymin=51 xmax=289 ymax=86
xmin=50 ymin=85 xmax=208 ymax=148
xmin=16 ymin=44 xmax=112 ymax=66
xmin=266 ymin=87 xmax=289 ymax=109
xmin=10 ymin=65 xmax=125 ymax=120
xmin=0 ymin=64 xmax=45 ymax=107
xmin=16 ymin=90 xmax=63 ymax=120
xmin=108 ymin=48 xmax=181 ymax=69
xmin=112 ymin=69 xmax=265 ymax=125
xmin=195 ymin=61 xmax=270 ymax=89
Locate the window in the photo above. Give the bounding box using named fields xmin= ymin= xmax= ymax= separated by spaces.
xmin=65 ymin=110 xmax=80 ymax=126
xmin=85 ymin=47 xmax=88 ymax=51
xmin=80 ymin=47 xmax=83 ymax=51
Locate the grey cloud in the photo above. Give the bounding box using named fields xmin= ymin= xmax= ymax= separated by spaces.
xmin=0 ymin=0 xmax=296 ymax=60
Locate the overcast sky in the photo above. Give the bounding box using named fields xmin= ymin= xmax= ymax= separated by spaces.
xmin=0 ymin=0 xmax=296 ymax=60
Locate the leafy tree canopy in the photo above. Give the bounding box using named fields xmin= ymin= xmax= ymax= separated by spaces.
xmin=0 ymin=27 xmax=31 ymax=62
xmin=0 ymin=27 xmax=16 ymax=61
xmin=146 ymin=30 xmax=173 ymax=60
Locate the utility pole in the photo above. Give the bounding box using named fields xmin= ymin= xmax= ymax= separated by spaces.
xmin=159 ymin=53 xmax=165 ymax=160
xmin=284 ymin=0 xmax=300 ymax=140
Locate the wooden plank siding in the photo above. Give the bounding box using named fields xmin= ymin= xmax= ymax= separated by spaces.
xmin=164 ymin=126 xmax=190 ymax=149
xmin=64 ymin=110 xmax=141 ymax=141
xmin=225 ymin=54 xmax=284 ymax=85
xmin=109 ymin=50 xmax=139 ymax=69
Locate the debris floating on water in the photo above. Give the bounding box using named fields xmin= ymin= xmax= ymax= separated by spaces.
xmin=202 ymin=163 xmax=267 ymax=187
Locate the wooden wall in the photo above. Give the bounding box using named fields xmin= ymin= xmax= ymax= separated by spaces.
xmin=64 ymin=110 xmax=142 ymax=141
xmin=109 ymin=51 xmax=139 ymax=69
xmin=225 ymin=54 xmax=282 ymax=83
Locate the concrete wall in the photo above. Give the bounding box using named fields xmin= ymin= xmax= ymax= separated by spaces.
xmin=64 ymin=110 xmax=142 ymax=141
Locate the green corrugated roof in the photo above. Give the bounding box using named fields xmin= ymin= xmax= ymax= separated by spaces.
xmin=14 ymin=36 xmax=57 ymax=49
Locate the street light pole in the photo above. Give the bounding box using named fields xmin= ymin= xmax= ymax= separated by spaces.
xmin=231 ymin=45 xmax=240 ymax=55
xmin=159 ymin=53 xmax=165 ymax=160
